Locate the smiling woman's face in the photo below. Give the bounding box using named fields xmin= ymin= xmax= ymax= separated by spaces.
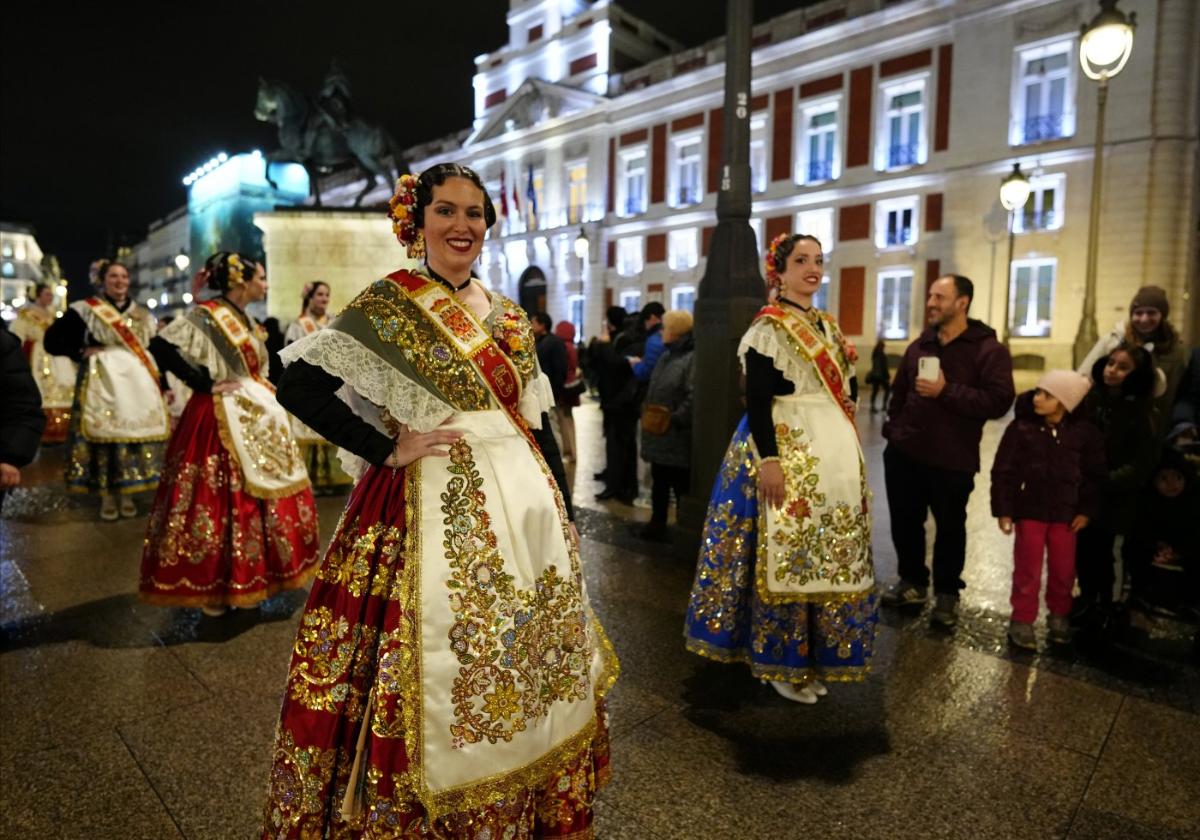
xmin=422 ymin=177 xmax=486 ymax=280
xmin=779 ymin=238 xmax=824 ymax=302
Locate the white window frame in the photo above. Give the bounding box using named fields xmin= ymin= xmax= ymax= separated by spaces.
xmin=749 ymin=115 xmax=769 ymax=194
xmin=567 ymin=293 xmax=586 ymax=338
xmin=1009 ymin=257 xmax=1056 ymax=338
xmin=565 ymin=160 xmax=588 ymax=225
xmin=504 ymin=239 xmax=529 ymax=282
xmin=797 ymin=96 xmax=842 ymax=185
xmin=669 ymin=133 xmax=704 ymax=208
xmin=1013 ymin=173 xmax=1066 ymax=233
xmin=671 ymin=285 xmax=697 ymax=312
xmin=616 ymin=236 xmax=644 ymax=277
xmin=875 ymin=74 xmax=928 ymax=172
xmin=1010 ymin=36 xmax=1078 ymax=147
xmin=874 ymin=196 xmax=920 ymax=250
xmin=749 ymin=218 xmax=764 ymax=254
xmin=668 ymin=228 xmax=699 ymax=271
xmin=795 ymin=207 xmax=835 ymax=254
xmin=619 ymin=289 xmax=642 ymax=312
xmin=618 ymin=147 xmax=648 ymax=218
xmin=877 ymin=268 xmax=914 ymax=340
xmin=812 ymin=275 xmax=833 ymax=313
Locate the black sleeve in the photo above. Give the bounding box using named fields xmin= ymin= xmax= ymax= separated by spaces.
xmin=149 ymin=336 xmax=214 ymax=394
xmin=276 ymin=359 xmax=395 ymax=466
xmin=530 ymin=412 xmax=575 ymax=522
xmin=746 ymin=349 xmax=788 ymax=458
xmin=849 ymin=375 xmax=858 ymax=404
xmin=43 ymin=307 xmax=92 ymax=362
xmin=0 ymin=331 xmax=46 ymax=466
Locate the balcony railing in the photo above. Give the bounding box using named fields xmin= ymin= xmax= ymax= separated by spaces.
xmin=1022 ymin=113 xmax=1065 ymax=143
xmin=676 ymin=185 xmax=699 ymax=206
xmin=624 ymin=196 xmax=646 ymax=216
xmin=887 ymin=143 xmax=919 ymax=168
xmin=1020 ymin=210 xmax=1058 ymax=231
xmin=884 ymin=227 xmax=913 ymax=247
xmin=807 ymin=159 xmax=834 ymax=182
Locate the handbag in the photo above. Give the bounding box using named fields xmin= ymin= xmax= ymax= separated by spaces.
xmin=641 ymin=404 xmax=671 ymax=435
xmin=563 ymin=372 xmax=586 ymax=398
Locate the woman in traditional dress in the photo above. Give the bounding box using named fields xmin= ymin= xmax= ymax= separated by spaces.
xmin=683 ymin=233 xmax=877 ymax=704
xmin=261 ymin=164 xmax=617 ymax=839
xmin=284 ymin=280 xmax=352 ymax=493
xmin=11 ymin=283 xmax=76 ymax=443
xmin=44 ymin=259 xmax=168 ymax=520
xmin=138 ymin=252 xmax=320 ymax=616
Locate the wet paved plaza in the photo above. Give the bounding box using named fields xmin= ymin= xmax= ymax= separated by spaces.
xmin=2 ymin=401 xmax=1198 ymax=839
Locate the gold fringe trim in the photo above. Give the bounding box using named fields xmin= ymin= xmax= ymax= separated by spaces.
xmin=684 ymin=636 xmax=873 ymax=684
xmin=752 ymin=584 xmax=878 ymax=607
xmin=211 ymin=391 xmax=313 ymax=500
xmin=138 ymin=565 xmax=317 ymax=609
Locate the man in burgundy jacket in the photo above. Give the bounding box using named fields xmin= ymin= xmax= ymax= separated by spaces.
xmin=880 ymin=274 xmax=1015 ymax=627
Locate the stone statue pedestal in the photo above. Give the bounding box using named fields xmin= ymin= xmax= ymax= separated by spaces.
xmin=254 ymin=208 xmax=417 ymax=323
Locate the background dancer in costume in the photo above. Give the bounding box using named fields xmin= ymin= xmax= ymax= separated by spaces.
xmin=44 ymin=259 xmax=167 ymax=521
xmin=283 ymin=281 xmax=352 ymax=492
xmin=10 ymin=283 xmax=76 ymax=443
xmin=261 ymin=164 xmax=617 ymax=839
xmin=139 ymin=252 xmax=319 ymax=617
xmin=684 ymin=233 xmax=877 ymax=704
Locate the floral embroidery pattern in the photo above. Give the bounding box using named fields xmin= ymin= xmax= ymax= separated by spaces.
xmin=286 ymin=606 xmax=378 ymax=716
xmin=316 ymin=519 xmax=405 ymax=599
xmin=441 ymin=438 xmax=590 ymax=747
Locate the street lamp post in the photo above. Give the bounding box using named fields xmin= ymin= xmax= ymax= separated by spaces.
xmin=1073 ymin=0 xmax=1136 ymax=367
xmin=998 ymin=162 xmax=1032 ymax=345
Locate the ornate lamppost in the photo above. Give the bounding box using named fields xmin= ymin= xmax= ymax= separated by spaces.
xmin=1073 ymin=0 xmax=1136 ymax=366
xmin=998 ymin=162 xmax=1032 ymax=345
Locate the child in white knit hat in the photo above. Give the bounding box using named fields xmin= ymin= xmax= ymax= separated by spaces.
xmin=991 ymin=370 xmax=1107 ymax=649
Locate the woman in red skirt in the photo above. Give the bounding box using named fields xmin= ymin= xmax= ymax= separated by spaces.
xmin=139 ymin=252 xmax=320 ymax=616
xmin=260 ymin=164 xmax=617 ymax=838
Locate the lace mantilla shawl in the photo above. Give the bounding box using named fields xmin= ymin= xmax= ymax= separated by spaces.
xmin=159 ymin=306 xmax=267 ymax=382
xmin=737 ymin=310 xmax=854 ymax=391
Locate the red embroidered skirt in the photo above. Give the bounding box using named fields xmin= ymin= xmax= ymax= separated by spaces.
xmin=262 ymin=463 xmax=611 ymax=840
xmin=139 ymin=392 xmax=320 ymax=608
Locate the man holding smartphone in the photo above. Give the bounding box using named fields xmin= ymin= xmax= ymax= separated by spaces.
xmin=880 ymin=275 xmax=1015 ymax=627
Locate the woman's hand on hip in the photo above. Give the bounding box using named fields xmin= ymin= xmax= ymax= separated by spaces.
xmin=759 ymin=459 xmax=786 ymax=510
xmin=385 ymin=423 xmax=464 ymax=469
xmin=212 ymin=379 xmax=242 ymax=394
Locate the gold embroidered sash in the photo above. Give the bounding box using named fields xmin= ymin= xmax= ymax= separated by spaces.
xmin=763 ymin=305 xmax=855 ymax=426
xmin=84 ymin=297 xmax=161 ymax=383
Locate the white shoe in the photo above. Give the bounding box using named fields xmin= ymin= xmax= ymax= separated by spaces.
xmin=200 ymin=605 xmax=228 ymax=617
xmin=99 ymin=495 xmax=119 ymax=522
xmin=119 ymin=497 xmax=137 ymax=518
xmin=768 ymin=680 xmax=818 ymax=704
xmin=810 ymin=679 xmax=828 ymax=697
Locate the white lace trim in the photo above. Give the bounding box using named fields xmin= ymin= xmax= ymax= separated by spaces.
xmin=159 ymin=316 xmax=237 ymax=382
xmin=71 ymin=299 xmax=155 ymax=348
xmin=737 ymin=320 xmax=810 ymax=387
xmin=279 ymin=328 xmax=456 ymax=433
xmin=519 ymin=372 xmax=554 ymax=429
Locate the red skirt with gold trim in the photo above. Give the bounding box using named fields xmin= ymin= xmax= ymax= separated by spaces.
xmin=139 ymin=393 xmax=320 ymax=608
xmin=261 ymin=463 xmax=610 ymax=840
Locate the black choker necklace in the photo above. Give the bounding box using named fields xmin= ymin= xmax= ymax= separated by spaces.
xmin=427 ymin=265 xmax=472 ymax=292
xmin=777 ymin=295 xmax=812 ymax=312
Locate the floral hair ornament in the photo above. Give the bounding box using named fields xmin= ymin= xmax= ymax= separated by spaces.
xmin=88 ymin=259 xmax=106 ymax=288
xmin=764 ymin=232 xmax=791 ymax=290
xmin=388 ymin=173 xmax=425 ymax=260
xmin=224 ymin=253 xmax=248 ymax=288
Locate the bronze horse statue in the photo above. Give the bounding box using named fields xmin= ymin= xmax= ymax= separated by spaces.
xmin=254 ymin=75 xmax=407 ymax=207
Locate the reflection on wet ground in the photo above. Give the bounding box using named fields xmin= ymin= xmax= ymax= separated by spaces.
xmin=2 ymin=401 xmax=1197 ymax=839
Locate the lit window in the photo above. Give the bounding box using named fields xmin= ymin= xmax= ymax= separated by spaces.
xmin=616 ymin=237 xmax=644 ymax=276
xmin=1009 ymin=258 xmax=1055 ymax=338
xmin=566 ymin=162 xmax=588 ymax=224
xmin=1012 ymin=174 xmax=1066 ymax=233
xmin=874 ymin=196 xmax=920 ymax=249
xmin=619 ymin=289 xmax=642 ymax=312
xmin=1011 ymin=39 xmax=1077 ymax=145
xmin=799 ymin=100 xmax=840 ymax=184
xmin=671 ymin=285 xmax=696 ymax=312
xmin=568 ymin=294 xmax=586 ymax=338
xmin=876 ymin=77 xmax=927 ymax=171
xmin=668 ymin=228 xmax=698 ymax=271
xmin=671 ymin=135 xmax=703 ymax=207
xmin=619 ymin=149 xmax=648 ymax=217
xmin=795 ymin=208 xmax=835 ymax=254
xmin=749 ymin=115 xmax=768 ymax=194
xmin=505 ymin=240 xmax=529 ymax=281
xmin=877 ymin=269 xmax=913 ymax=340
xmin=1 ymin=262 xmax=13 ymax=277
xmin=0 ymin=242 xmax=11 ymax=258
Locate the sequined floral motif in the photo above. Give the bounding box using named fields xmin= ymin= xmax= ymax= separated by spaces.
xmin=491 ymin=300 xmax=537 ymax=387
xmin=263 ymin=728 xmax=338 ymax=836
xmin=765 ymin=424 xmax=871 ymax=590
xmin=316 ymin=518 xmax=405 ymax=599
xmin=441 ymin=439 xmax=589 ymax=747
xmin=287 ymin=606 xmax=379 ymax=716
xmin=689 ymin=501 xmax=755 ymax=637
xmin=232 ymin=393 xmax=303 ymax=479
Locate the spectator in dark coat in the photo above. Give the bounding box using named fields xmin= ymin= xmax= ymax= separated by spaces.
xmin=865 ymin=338 xmax=891 ymax=413
xmin=1 ymin=325 xmax=47 ymax=506
xmin=591 ymin=307 xmax=646 ymax=503
xmin=1074 ymin=344 xmax=1161 ymax=620
xmin=1124 ymin=446 xmax=1199 ymax=618
xmin=637 ymin=310 xmax=695 ymax=541
xmin=991 ymin=372 xmax=1105 ymax=649
xmin=881 ymin=274 xmax=1015 ymax=628
xmin=531 ymin=312 xmax=567 ymax=400
xmin=1168 ymin=346 xmax=1200 ymax=460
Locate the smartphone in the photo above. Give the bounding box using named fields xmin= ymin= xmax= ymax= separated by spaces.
xmin=918 ymin=356 xmax=940 ymax=382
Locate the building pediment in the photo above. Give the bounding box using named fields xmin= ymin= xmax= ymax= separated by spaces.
xmin=466 ymin=78 xmax=605 ymax=146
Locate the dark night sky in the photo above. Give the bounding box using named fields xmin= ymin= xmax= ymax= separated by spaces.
xmin=1 ymin=1 xmax=807 ymax=287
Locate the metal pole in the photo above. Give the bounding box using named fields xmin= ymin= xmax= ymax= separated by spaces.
xmin=1073 ymin=77 xmax=1108 ymax=367
xmin=1003 ymin=211 xmax=1014 ymax=345
xmin=677 ymin=0 xmax=764 ymax=535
